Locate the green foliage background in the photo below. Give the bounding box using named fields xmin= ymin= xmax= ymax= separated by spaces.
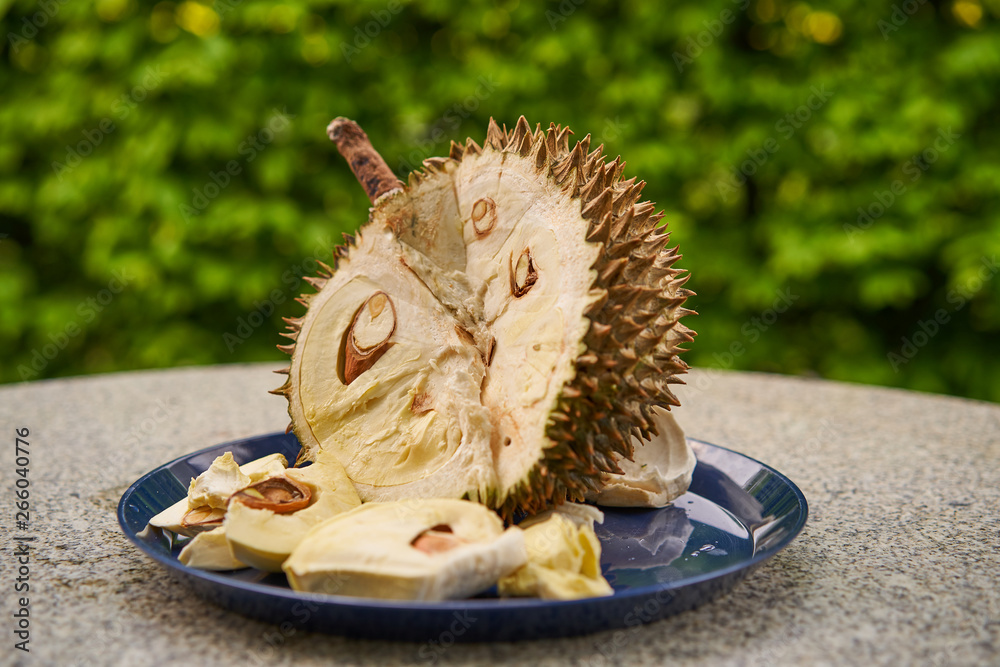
xmin=2 ymin=0 xmax=998 ymax=402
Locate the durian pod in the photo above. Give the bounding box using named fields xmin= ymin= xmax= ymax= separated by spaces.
xmin=277 ymin=115 xmax=695 ymax=519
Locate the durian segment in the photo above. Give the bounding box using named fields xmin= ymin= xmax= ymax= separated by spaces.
xmin=224 ymin=451 xmax=362 ymax=572
xmin=283 ymin=498 xmax=527 ymax=601
xmin=178 ymin=526 xmax=246 ymax=571
xmin=499 ymin=504 xmax=613 ymax=600
xmin=586 ymin=408 xmax=696 ymax=508
xmin=149 ymin=453 xmax=289 ymax=536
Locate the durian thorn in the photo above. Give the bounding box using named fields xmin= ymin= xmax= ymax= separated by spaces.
xmin=422 ymin=156 xmax=452 ymax=173
xmin=551 ymin=142 xmax=584 ymax=185
xmin=555 ymin=125 xmax=573 ymax=153
xmin=326 ymin=117 xmax=401 ymax=203
xmin=507 ymin=115 xmax=532 ymax=153
xmin=610 ymin=206 xmax=635 ymax=240
xmin=278 ymin=331 xmax=298 ymax=341
xmin=273 ymin=366 xmax=290 ymax=375
xmin=582 ymin=188 xmax=613 ymax=222
xmin=449 ymin=140 xmax=465 ymax=160
xmin=303 ymin=276 xmax=327 ymax=290
xmin=580 ymin=163 xmax=607 ymax=203
xmin=464 ymin=137 xmax=482 ymax=156
xmin=585 ymin=211 xmax=613 ymax=245
xmin=316 ymin=260 xmax=335 ymax=277
xmin=533 ymin=137 xmax=548 ymax=171
xmin=516 ymin=131 xmax=533 ymax=157
xmin=276 ymin=343 xmax=295 ymax=354
xmin=282 ymin=316 xmax=303 ymax=329
xmin=485 ymin=117 xmax=506 ymax=150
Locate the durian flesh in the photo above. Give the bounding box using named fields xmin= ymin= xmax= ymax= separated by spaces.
xmin=149 ymin=452 xmax=289 ymax=536
xmin=275 ymin=116 xmax=696 ymax=518
xmin=178 ymin=526 xmax=246 ymax=571
xmin=282 ymin=498 xmax=527 ymax=601
xmin=224 ymin=450 xmax=362 ymax=572
xmin=499 ymin=504 xmax=613 ymax=600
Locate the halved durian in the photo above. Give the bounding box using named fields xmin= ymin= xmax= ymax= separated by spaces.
xmin=272 ymin=116 xmax=696 ymax=519
xmin=282 ymin=498 xmax=527 ymax=601
xmin=499 ymin=503 xmax=613 ymax=599
xmin=224 ymin=450 xmax=361 ymax=572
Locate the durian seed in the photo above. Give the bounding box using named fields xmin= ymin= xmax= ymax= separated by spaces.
xmin=411 ymin=524 xmax=465 ymax=554
xmin=511 ymin=249 xmax=538 ymax=298
xmin=341 ymin=291 xmax=396 ymax=385
xmin=181 ymin=505 xmax=226 ymax=532
xmin=230 ymin=476 xmax=311 ymax=514
xmin=471 ymin=197 xmax=497 ymax=236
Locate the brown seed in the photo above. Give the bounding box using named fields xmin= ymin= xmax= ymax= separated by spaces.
xmin=471 ymin=197 xmax=497 ymax=237
xmin=181 ymin=505 xmax=226 ymax=532
xmin=411 ymin=524 xmax=464 ymax=554
xmin=230 ymin=476 xmax=312 ymax=514
xmin=341 ymin=291 xmax=396 ymax=385
xmin=510 ymin=248 xmax=538 ymax=297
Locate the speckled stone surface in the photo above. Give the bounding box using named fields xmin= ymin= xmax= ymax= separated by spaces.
xmin=1 ymin=365 xmax=998 ymax=666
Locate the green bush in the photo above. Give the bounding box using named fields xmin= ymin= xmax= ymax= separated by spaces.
xmin=2 ymin=0 xmax=998 ymax=402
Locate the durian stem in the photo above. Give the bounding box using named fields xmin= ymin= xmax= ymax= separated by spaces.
xmin=327 ymin=117 xmax=401 ymax=203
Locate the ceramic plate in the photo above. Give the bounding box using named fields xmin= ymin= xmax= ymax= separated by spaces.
xmin=117 ymin=432 xmax=807 ymax=642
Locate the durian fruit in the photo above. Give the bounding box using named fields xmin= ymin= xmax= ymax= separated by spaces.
xmin=585 ymin=407 xmax=696 ymax=507
xmin=224 ymin=449 xmax=362 ymax=572
xmin=272 ymin=116 xmax=695 ymax=518
xmin=282 ymin=498 xmax=527 ymax=601
xmin=178 ymin=526 xmax=246 ymax=571
xmin=499 ymin=503 xmax=613 ymax=600
xmin=149 ymin=452 xmax=288 ymax=537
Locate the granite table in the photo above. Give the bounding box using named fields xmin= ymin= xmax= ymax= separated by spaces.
xmin=2 ymin=364 xmax=998 ymax=666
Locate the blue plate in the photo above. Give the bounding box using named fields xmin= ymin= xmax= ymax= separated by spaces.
xmin=117 ymin=433 xmax=807 ymax=642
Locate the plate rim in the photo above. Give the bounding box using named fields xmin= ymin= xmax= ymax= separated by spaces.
xmin=117 ymin=432 xmax=809 ymax=613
